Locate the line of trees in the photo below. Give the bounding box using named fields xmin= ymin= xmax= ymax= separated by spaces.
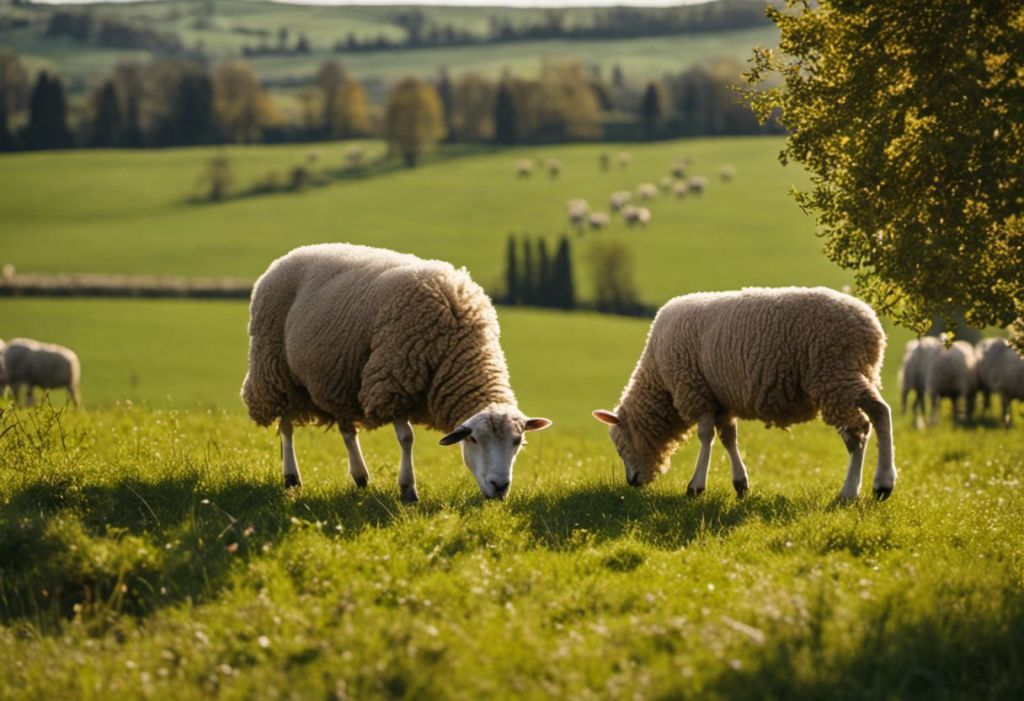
xmin=503 ymin=235 xmax=575 ymax=309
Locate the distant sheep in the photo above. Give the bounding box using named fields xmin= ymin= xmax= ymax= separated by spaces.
xmin=975 ymin=338 xmax=1024 ymax=427
xmin=599 ymin=152 xmax=610 ymax=172
xmin=672 ymin=181 xmax=688 ymax=199
xmin=242 ymin=244 xmax=551 ymax=501
xmin=609 ymin=190 xmax=632 ymax=212
xmin=2 ymin=338 xmax=81 ymax=406
xmin=719 ymin=165 xmax=736 ymax=182
xmin=589 ymin=212 xmax=611 ymax=230
xmin=658 ymin=176 xmax=674 ymax=192
xmin=545 ymin=158 xmax=562 ymax=178
xmin=616 ymin=151 xmax=632 ymax=169
xmin=635 ymin=183 xmax=658 ymax=201
xmin=621 ymin=205 xmax=651 ymax=227
xmin=687 ymin=176 xmax=708 ymax=195
xmin=897 ymin=336 xmax=942 ymax=426
xmin=515 ymin=159 xmax=535 ymax=179
xmin=670 ymin=160 xmax=687 ymax=179
xmin=566 ymin=198 xmax=590 ymax=230
xmin=593 ymin=287 xmax=896 ymax=501
xmin=925 ymin=340 xmax=977 ymax=426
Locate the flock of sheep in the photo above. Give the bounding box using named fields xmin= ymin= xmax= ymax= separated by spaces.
xmin=0 ymin=337 xmax=80 ymax=406
xmin=899 ymin=336 xmax=1024 ymax=428
xmin=514 ymin=152 xmax=734 ymax=233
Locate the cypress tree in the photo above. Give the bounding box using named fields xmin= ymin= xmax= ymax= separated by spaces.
xmin=23 ymin=72 xmax=72 ymax=150
xmin=640 ymin=82 xmax=661 ymax=140
xmin=436 ymin=67 xmax=454 ymax=142
xmin=494 ymin=82 xmax=517 ymax=145
xmin=176 ymin=69 xmax=216 ymax=145
xmin=89 ymin=80 xmax=122 ymax=148
xmin=505 ymin=234 xmax=519 ymax=304
xmin=521 ymin=237 xmax=535 ymax=305
xmin=537 ymin=238 xmax=551 ymax=307
xmin=553 ymin=236 xmax=575 ymax=309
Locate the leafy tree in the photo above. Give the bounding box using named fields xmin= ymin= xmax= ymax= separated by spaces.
xmin=385 ymin=77 xmax=445 ymax=167
xmin=315 ymin=61 xmax=369 ymax=139
xmin=89 ymin=80 xmax=122 ymax=148
xmin=640 ymin=81 xmax=662 ymax=139
xmin=0 ymin=49 xmax=29 ymax=151
xmin=451 ymin=73 xmax=495 ymax=142
xmin=22 ymin=72 xmax=72 ymax=150
xmin=536 ymin=61 xmax=601 ymax=141
xmin=505 ymin=235 xmax=520 ymax=304
xmin=746 ymin=0 xmax=1024 ymax=342
xmin=213 ymin=60 xmax=277 ymax=143
xmin=589 ymin=239 xmax=638 ymax=314
xmin=494 ymin=81 xmax=518 ymax=145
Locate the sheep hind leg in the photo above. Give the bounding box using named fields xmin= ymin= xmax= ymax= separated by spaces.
xmin=394 ymin=419 xmax=418 ymax=503
xmin=858 ymin=393 xmax=897 ymax=500
xmin=686 ymin=416 xmax=716 ymax=497
xmin=280 ymin=418 xmax=301 ymax=489
xmin=837 ymin=423 xmax=869 ymax=502
xmin=717 ymin=418 xmax=749 ymax=498
xmin=340 ymin=428 xmax=370 ymax=488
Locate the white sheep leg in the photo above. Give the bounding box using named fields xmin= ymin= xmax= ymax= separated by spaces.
xmin=858 ymin=394 xmax=897 ymax=499
xmin=280 ymin=418 xmax=301 ymax=488
xmin=718 ymin=419 xmax=749 ymax=498
xmin=928 ymin=392 xmax=940 ymax=427
xmin=1002 ymin=394 xmax=1013 ymax=428
xmin=686 ymin=417 xmax=716 ymax=497
xmin=341 ymin=429 xmax=370 ymax=488
xmin=394 ymin=419 xmax=418 ymax=503
xmin=838 ymin=427 xmax=868 ymax=502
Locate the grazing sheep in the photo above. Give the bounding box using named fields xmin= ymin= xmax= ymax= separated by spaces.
xmin=719 ymin=165 xmax=736 ymax=182
xmin=670 ymin=160 xmax=687 ymax=179
xmin=545 ymin=158 xmax=562 ymax=178
xmin=593 ymin=287 xmax=896 ymax=501
xmin=566 ymin=198 xmax=590 ymax=230
xmin=635 ymin=183 xmax=658 ymax=201
xmin=515 ymin=159 xmax=535 ymax=179
xmin=621 ymin=205 xmax=651 ymax=227
xmin=609 ymin=190 xmax=632 ymax=212
xmin=687 ymin=176 xmax=708 ymax=195
xmin=589 ymin=212 xmax=611 ymax=230
xmin=242 ymin=244 xmax=552 ymax=501
xmin=658 ymin=176 xmax=674 ymax=192
xmin=925 ymin=340 xmax=977 ymax=426
xmin=672 ymin=181 xmax=688 ymax=199
xmin=975 ymin=338 xmax=1024 ymax=427
xmin=616 ymin=151 xmax=632 ymax=169
xmin=897 ymin=336 xmax=942 ymax=426
xmin=599 ymin=152 xmax=610 ymax=172
xmin=2 ymin=338 xmax=81 ymax=407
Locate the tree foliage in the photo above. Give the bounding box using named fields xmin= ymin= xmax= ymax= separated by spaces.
xmin=385 ymin=77 xmax=445 ymax=167
xmin=746 ymin=0 xmax=1024 ymax=342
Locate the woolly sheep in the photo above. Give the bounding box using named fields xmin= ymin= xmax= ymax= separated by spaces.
xmin=658 ymin=176 xmax=674 ymax=192
xmin=593 ymin=287 xmax=896 ymax=502
xmin=609 ymin=190 xmax=632 ymax=212
xmin=566 ymin=198 xmax=589 ymax=230
xmin=975 ymin=338 xmax=1024 ymax=427
xmin=242 ymin=244 xmax=552 ymax=501
xmin=719 ymin=165 xmax=736 ymax=182
xmin=897 ymin=336 xmax=942 ymax=427
xmin=2 ymin=338 xmax=81 ymax=407
xmin=635 ymin=183 xmax=658 ymax=201
xmin=545 ymin=158 xmax=562 ymax=178
xmin=925 ymin=340 xmax=977 ymax=426
xmin=672 ymin=181 xmax=688 ymax=199
xmin=616 ymin=151 xmax=632 ymax=169
xmin=687 ymin=176 xmax=708 ymax=194
xmin=589 ymin=212 xmax=611 ymax=230
xmin=670 ymin=161 xmax=687 ymax=179
xmin=515 ymin=159 xmax=535 ymax=178
xmin=621 ymin=205 xmax=650 ymax=227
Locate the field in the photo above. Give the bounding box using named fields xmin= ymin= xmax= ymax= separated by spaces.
xmin=2 ymin=134 xmax=1023 ymax=698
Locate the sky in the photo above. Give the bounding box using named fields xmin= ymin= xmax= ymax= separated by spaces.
xmin=33 ymin=1 xmax=710 ymax=7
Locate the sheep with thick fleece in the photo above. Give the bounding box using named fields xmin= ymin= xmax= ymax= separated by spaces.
xmin=925 ymin=340 xmax=977 ymax=426
xmin=635 ymin=183 xmax=658 ymax=201
xmin=2 ymin=338 xmax=81 ymax=406
xmin=242 ymin=244 xmax=551 ymax=501
xmin=621 ymin=205 xmax=650 ymax=227
xmin=515 ymin=159 xmax=535 ymax=178
xmin=566 ymin=198 xmax=589 ymax=230
xmin=609 ymin=191 xmax=632 ymax=212
xmin=898 ymin=336 xmax=941 ymax=426
xmin=593 ymin=287 xmax=896 ymax=501
xmin=975 ymin=338 xmax=1024 ymax=427
xmin=589 ymin=211 xmax=610 ymax=230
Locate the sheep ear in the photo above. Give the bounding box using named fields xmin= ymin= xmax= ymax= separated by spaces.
xmin=592 ymin=410 xmax=620 ymax=426
xmin=525 ymin=417 xmax=552 ymax=431
xmin=439 ymin=425 xmax=472 ymax=446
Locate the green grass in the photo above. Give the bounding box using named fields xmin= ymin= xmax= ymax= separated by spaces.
xmin=1 ymin=404 xmax=1022 ymax=699
xmin=0 ymin=137 xmax=834 ymax=307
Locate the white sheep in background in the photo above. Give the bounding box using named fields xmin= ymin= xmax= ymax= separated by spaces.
xmin=687 ymin=176 xmax=708 ymax=195
xmin=670 ymin=160 xmax=687 ymax=179
xmin=672 ymin=181 xmax=688 ymax=199
xmin=515 ymin=159 xmax=535 ymax=179
xmin=588 ymin=211 xmax=611 ymax=230
xmin=593 ymin=287 xmax=896 ymax=501
xmin=242 ymin=244 xmax=551 ymax=501
xmin=566 ymin=198 xmax=590 ymax=230
xmin=635 ymin=183 xmax=658 ymax=201
xmin=2 ymin=338 xmax=81 ymax=407
xmin=609 ymin=190 xmax=632 ymax=212
xmin=545 ymin=158 xmax=562 ymax=178
xmin=658 ymin=176 xmax=674 ymax=192
xmin=621 ymin=205 xmax=651 ymax=227
xmin=976 ymin=338 xmax=1024 ymax=427
xmin=925 ymin=340 xmax=978 ymax=426
xmin=616 ymin=151 xmax=632 ymax=169
xmin=719 ymin=165 xmax=736 ymax=182
xmin=897 ymin=336 xmax=942 ymax=427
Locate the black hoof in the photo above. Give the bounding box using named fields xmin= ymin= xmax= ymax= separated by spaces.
xmin=400 ymin=486 xmax=419 ymax=504
xmin=686 ymin=484 xmax=705 ymax=498
xmin=283 ymin=474 xmax=301 ymax=489
xmin=733 ymin=479 xmax=749 ymax=498
xmin=874 ymin=487 xmax=893 ymax=501
xmin=353 ymin=475 xmax=368 ymax=488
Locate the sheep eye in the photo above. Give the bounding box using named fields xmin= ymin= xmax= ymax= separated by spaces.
xmin=512 ymin=436 xmax=523 ymax=446
xmin=467 ymin=435 xmax=477 ymax=444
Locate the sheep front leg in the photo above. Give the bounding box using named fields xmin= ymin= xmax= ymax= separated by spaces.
xmin=686 ymin=416 xmax=716 ymax=497
xmin=394 ymin=419 xmax=418 ymax=503
xmin=1002 ymin=394 xmax=1013 ymax=428
xmin=280 ymin=418 xmax=301 ymax=488
xmin=340 ymin=428 xmax=370 ymax=488
xmin=838 ymin=426 xmax=868 ymax=502
xmin=717 ymin=419 xmax=749 ymax=498
xmin=857 ymin=394 xmax=897 ymax=500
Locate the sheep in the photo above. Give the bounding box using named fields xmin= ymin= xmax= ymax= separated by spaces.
xmin=635 ymin=183 xmax=658 ymax=201
xmin=658 ymin=176 xmax=674 ymax=192
xmin=242 ymin=244 xmax=552 ymax=502
xmin=687 ymin=176 xmax=708 ymax=195
xmin=925 ymin=340 xmax=978 ymax=426
xmin=616 ymin=151 xmax=632 ymax=169
xmin=592 ymin=287 xmax=896 ymax=502
xmin=975 ymin=338 xmax=1024 ymax=427
xmin=670 ymin=160 xmax=687 ymax=179
xmin=609 ymin=190 xmax=632 ymax=212
xmin=599 ymin=152 xmax=610 ymax=172
xmin=566 ymin=198 xmax=589 ymax=230
xmin=621 ymin=205 xmax=651 ymax=227
xmin=588 ymin=212 xmax=611 ymax=230
xmin=515 ymin=159 xmax=535 ymax=179
xmin=719 ymin=165 xmax=736 ymax=182
xmin=1 ymin=338 xmax=81 ymax=407
xmin=672 ymin=181 xmax=688 ymax=199
xmin=545 ymin=158 xmax=562 ymax=179
xmin=897 ymin=336 xmax=942 ymax=427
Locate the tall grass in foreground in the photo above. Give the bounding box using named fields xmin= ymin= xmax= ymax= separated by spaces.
xmin=1 ymin=403 xmax=1023 ymax=699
